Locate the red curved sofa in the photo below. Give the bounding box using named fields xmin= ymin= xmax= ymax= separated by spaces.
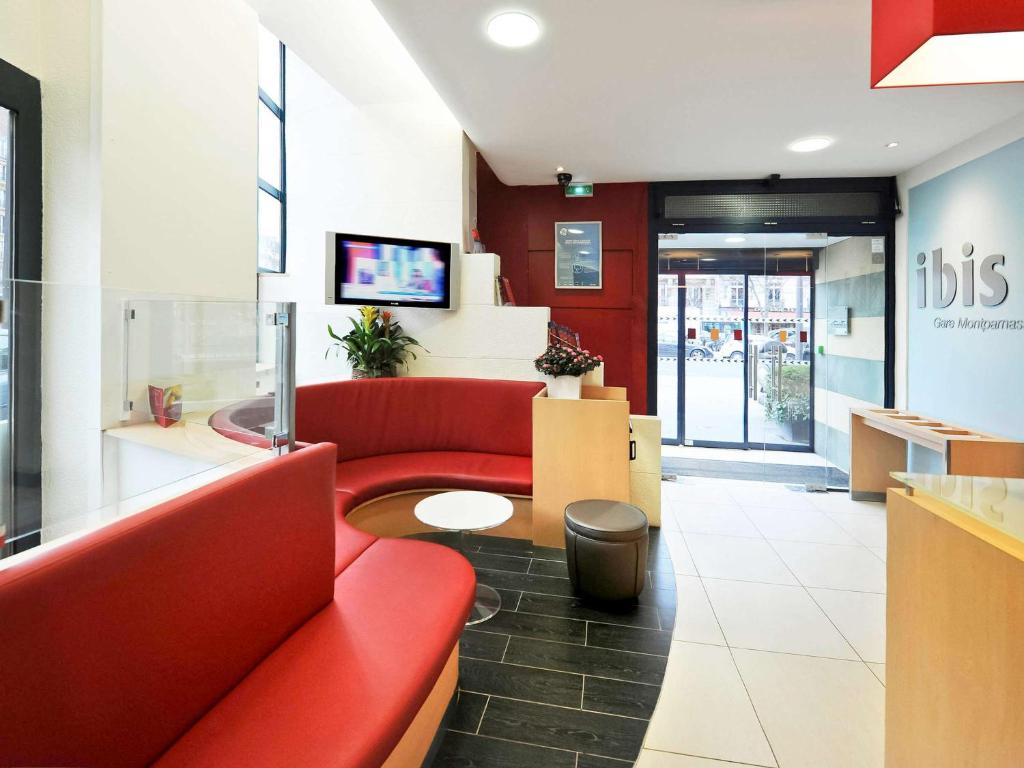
xmin=295 ymin=377 xmax=546 ymax=574
xmin=0 ymin=443 xmax=475 ymax=768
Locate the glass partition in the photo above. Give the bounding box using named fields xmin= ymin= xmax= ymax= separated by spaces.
xmin=0 ymin=279 xmax=296 ymax=562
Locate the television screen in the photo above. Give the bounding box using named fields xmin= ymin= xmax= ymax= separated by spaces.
xmin=326 ymin=232 xmax=454 ymax=309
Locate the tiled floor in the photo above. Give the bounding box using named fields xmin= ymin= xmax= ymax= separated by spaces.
xmin=638 ymin=477 xmax=886 ymax=768
xmin=428 ymin=529 xmax=677 ymax=766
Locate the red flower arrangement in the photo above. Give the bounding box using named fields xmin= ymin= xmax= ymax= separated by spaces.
xmin=534 ymin=343 xmax=603 ymax=377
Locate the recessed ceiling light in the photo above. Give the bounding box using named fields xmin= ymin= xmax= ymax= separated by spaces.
xmin=487 ymin=12 xmax=541 ymax=48
xmin=725 ymin=236 xmax=746 ymax=243
xmin=556 ymin=166 xmax=564 ymax=172
xmin=787 ymin=136 xmax=834 ymax=153
xmin=701 ymin=257 xmax=718 ymax=262
xmin=886 ymin=141 xmax=900 ymax=149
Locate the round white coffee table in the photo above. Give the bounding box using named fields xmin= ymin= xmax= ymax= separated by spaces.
xmin=414 ymin=490 xmax=514 ymax=625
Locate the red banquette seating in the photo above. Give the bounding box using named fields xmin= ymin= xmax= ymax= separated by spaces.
xmin=295 ymin=377 xmax=546 ymax=574
xmin=0 ymin=443 xmax=475 ymax=768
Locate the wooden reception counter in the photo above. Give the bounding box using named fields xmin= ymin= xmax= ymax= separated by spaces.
xmin=886 ymin=473 xmax=1024 ymax=767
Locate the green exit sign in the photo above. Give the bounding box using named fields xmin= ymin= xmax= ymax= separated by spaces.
xmin=565 ymin=183 xmax=594 ymax=198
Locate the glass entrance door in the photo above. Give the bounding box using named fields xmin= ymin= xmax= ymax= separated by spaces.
xmin=659 ymin=234 xmax=814 ymax=450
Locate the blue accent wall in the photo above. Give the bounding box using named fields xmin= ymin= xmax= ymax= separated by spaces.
xmin=907 ymin=138 xmax=1024 ymax=439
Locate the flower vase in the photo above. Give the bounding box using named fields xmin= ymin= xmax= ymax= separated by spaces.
xmin=546 ymin=375 xmax=582 ymax=400
xmin=582 ymin=363 xmax=604 ymax=387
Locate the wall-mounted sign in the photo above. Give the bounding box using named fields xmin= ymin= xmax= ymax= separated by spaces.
xmin=555 ymin=221 xmax=602 ymax=289
xmin=564 ymin=183 xmax=594 ymax=198
xmin=827 ymin=306 xmax=850 ymax=336
xmin=908 ymin=136 xmax=1024 ymax=439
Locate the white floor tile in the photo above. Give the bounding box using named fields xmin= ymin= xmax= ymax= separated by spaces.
xmin=674 ymin=576 xmax=726 ymax=645
xmin=728 ymin=486 xmax=816 ymax=510
xmin=809 ymin=492 xmax=886 ymax=516
xmin=663 ymin=530 xmax=698 ymax=576
xmin=674 ymin=505 xmax=761 ymax=538
xmin=770 ymin=540 xmax=887 ymax=593
xmin=685 ymin=533 xmax=798 ymax=585
xmin=733 ymin=649 xmax=885 ymax=768
xmin=744 ymin=507 xmax=858 ymax=545
xmin=703 ymin=579 xmax=858 ymax=660
xmin=868 ymin=546 xmax=887 ymax=563
xmin=663 ymin=482 xmax=741 ymax=507
xmin=827 ymin=511 xmax=888 ymax=549
xmin=808 ymin=588 xmax=886 ymax=663
xmin=867 ymin=662 xmax=886 ymax=685
xmin=636 ymin=749 xmax=767 ymax=767
xmin=645 ymin=642 xmax=777 ymax=767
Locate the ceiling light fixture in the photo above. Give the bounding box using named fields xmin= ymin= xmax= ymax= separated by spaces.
xmin=787 ymin=136 xmax=833 ymax=153
xmin=486 ymin=12 xmax=541 ymax=48
xmin=886 ymin=141 xmax=900 ymax=148
xmin=556 ymin=166 xmax=564 ymax=172
xmin=872 ymin=1 xmax=1024 ymax=87
xmin=725 ymin=236 xmax=746 ymax=243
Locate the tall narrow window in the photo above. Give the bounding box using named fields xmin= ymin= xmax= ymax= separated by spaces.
xmin=258 ymin=28 xmax=285 ymax=273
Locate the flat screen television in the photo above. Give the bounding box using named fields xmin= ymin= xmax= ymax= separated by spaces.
xmin=325 ymin=232 xmax=457 ymax=309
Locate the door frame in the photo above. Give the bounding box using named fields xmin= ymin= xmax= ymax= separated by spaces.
xmin=0 ymin=58 xmax=43 ymax=556
xmin=646 ymin=178 xmax=899 ymax=421
xmin=662 ymin=264 xmax=816 ymax=451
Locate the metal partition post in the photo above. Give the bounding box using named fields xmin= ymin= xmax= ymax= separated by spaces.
xmin=270 ymin=301 xmax=296 ymax=455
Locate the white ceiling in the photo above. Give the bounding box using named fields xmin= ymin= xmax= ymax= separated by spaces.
xmin=370 ymin=0 xmax=1024 ymax=185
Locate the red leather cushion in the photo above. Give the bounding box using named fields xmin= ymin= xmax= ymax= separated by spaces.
xmin=334 ymin=504 xmax=376 ymax=575
xmin=295 ymin=377 xmax=544 ymax=460
xmin=153 ymin=538 xmax=475 ymax=768
xmin=335 ymin=451 xmax=533 ymax=507
xmin=0 ymin=444 xmax=338 ymax=768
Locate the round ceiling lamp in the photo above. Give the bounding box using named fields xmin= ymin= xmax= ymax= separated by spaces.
xmin=487 ymin=12 xmax=541 ymax=48
xmin=787 ymin=136 xmax=833 ymax=153
xmin=872 ymin=0 xmax=1024 ymax=87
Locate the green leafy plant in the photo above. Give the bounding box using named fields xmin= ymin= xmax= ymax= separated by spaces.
xmin=326 ymin=306 xmax=424 ymax=378
xmin=534 ymin=343 xmax=603 ymax=377
xmin=765 ymin=364 xmax=811 ymax=424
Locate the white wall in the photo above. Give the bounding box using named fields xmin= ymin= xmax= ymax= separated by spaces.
xmin=257 ymin=45 xmax=466 ymax=383
xmin=894 ymin=111 xmax=1024 ymax=408
xmin=1 ymin=0 xmax=261 ymax=531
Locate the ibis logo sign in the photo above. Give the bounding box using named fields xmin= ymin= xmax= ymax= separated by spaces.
xmin=915 ymin=241 xmax=1008 ymax=309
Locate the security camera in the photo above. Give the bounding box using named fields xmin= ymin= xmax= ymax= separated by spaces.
xmin=557 ymin=171 xmax=573 ymax=188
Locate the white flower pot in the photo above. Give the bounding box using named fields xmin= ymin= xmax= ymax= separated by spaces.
xmin=582 ymin=363 xmax=604 ymax=387
xmin=546 ymin=375 xmax=582 ymax=400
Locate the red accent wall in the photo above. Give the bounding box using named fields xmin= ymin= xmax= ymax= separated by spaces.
xmin=477 ymin=157 xmax=649 ymax=413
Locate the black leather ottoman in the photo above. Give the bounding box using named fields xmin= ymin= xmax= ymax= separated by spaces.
xmin=564 ymin=499 xmax=649 ymax=601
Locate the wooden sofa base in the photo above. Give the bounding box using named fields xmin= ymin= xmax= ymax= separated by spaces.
xmin=347 ymin=490 xmax=533 ymax=541
xmin=382 ymin=645 xmax=459 ymax=768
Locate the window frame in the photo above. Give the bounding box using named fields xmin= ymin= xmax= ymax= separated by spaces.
xmin=257 ymin=37 xmax=286 ymax=274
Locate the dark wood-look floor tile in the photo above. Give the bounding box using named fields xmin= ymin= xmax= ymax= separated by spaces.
xmin=450 ymin=691 xmax=489 ymax=733
xmin=461 ymin=657 xmax=583 ymax=708
xmin=494 ymin=588 xmax=522 ymax=611
xmin=472 ymin=610 xmax=586 ymax=645
xmin=636 ymin=584 xmax=677 ymax=610
xmin=479 ymin=696 xmax=647 ymax=762
xmin=503 ymin=636 xmax=667 ymax=685
xmin=576 ymin=753 xmax=634 ymax=767
xmin=648 ymin=556 xmax=675 ymax=574
xmin=658 ymin=606 xmax=676 ymax=631
xmin=475 ymin=568 xmax=576 ymax=597
xmin=587 ymin=621 xmax=672 ymax=656
xmin=460 ymin=629 xmax=509 ymax=661
xmin=528 ymin=558 xmax=569 ymax=578
xmin=518 ymin=592 xmax=662 ymax=629
xmin=466 ymin=550 xmax=531 ymax=573
xmin=434 ymin=731 xmax=576 ymax=768
xmin=408 ymin=530 xmax=470 ymax=549
xmin=583 ymin=676 xmax=660 ymax=719
xmin=474 ymin=536 xmax=567 ymax=562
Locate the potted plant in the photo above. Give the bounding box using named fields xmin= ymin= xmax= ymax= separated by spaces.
xmin=534 ymin=343 xmax=603 ymax=399
xmin=326 ymin=306 xmax=424 ymax=378
xmin=764 ymin=364 xmax=811 ymax=442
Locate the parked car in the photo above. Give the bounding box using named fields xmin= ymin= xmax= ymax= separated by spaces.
xmin=716 ymin=336 xmax=796 ymax=362
xmin=656 ymin=338 xmax=715 ymax=359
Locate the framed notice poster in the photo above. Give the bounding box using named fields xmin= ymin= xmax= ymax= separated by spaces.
xmin=555 ymin=221 xmax=602 ymax=288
